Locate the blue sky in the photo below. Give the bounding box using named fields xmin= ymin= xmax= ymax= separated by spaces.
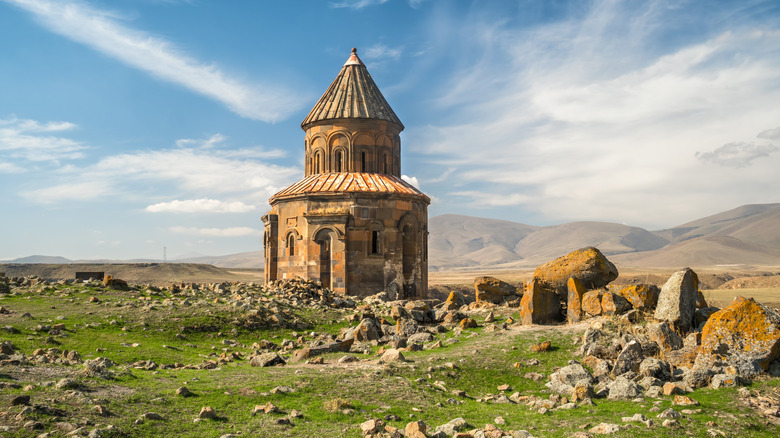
xmin=2 ymin=0 xmax=779 ymax=260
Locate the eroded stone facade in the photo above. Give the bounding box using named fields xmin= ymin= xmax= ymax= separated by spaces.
xmin=263 ymin=49 xmax=429 ymax=298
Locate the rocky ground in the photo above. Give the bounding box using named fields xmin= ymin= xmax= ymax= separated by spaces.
xmin=0 ymin=249 xmax=779 ymax=437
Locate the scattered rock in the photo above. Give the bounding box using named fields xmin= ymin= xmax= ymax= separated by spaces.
xmin=198 ymin=407 xmax=217 ymax=419
xmin=249 ymin=352 xmax=286 ymax=367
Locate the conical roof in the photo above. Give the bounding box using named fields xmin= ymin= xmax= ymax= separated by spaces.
xmin=301 ymin=48 xmax=403 ymax=129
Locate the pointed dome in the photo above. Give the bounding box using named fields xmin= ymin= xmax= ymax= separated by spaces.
xmin=301 ymin=48 xmax=403 ymax=129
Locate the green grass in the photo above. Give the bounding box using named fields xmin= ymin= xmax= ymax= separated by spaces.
xmin=1 ymin=283 xmax=779 ymax=437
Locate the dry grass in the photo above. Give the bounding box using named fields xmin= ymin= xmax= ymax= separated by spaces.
xmin=701 ymin=287 xmax=780 ymax=309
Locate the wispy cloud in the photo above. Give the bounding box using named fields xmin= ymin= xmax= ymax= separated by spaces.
xmin=146 ymin=199 xmax=256 ymax=214
xmin=23 ymin=135 xmax=300 ymax=204
xmin=363 ymin=44 xmax=403 ymax=61
xmin=408 ymin=1 xmax=780 ymax=228
xmin=4 ymin=0 xmax=303 ymax=122
xmin=169 ymin=226 xmax=258 ymax=237
xmin=0 ymin=117 xmax=86 ymax=165
xmin=329 ymin=0 xmax=389 ymax=10
xmin=175 ymin=133 xmax=226 ymax=149
xmin=696 ymin=142 xmax=778 ymax=168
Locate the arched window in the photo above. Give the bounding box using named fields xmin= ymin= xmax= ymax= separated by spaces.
xmin=288 ymin=234 xmax=295 ymax=256
xmin=361 ymin=151 xmax=367 ymax=172
xmin=371 ymin=230 xmax=380 ymax=254
xmin=335 ymin=150 xmax=343 ymax=172
xmin=382 ymin=152 xmax=389 ymax=173
xmin=314 ymin=153 xmax=321 ymax=173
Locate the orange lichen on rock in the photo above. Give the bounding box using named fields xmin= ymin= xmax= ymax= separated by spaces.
xmin=520 ymin=280 xmax=561 ymax=325
xmin=615 ymin=284 xmax=659 ymax=311
xmin=567 ymin=277 xmax=586 ymax=324
xmin=696 ymin=296 xmax=780 ymax=376
xmin=533 ymin=247 xmax=618 ymax=300
xmin=581 ymin=290 xmax=604 ymax=317
xmin=474 ymin=276 xmax=518 ymax=304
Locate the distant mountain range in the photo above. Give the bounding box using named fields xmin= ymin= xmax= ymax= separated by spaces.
xmin=4 ymin=204 xmax=779 ymax=270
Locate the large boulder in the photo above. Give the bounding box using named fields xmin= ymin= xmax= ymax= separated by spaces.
xmin=695 ymin=296 xmax=780 ymax=377
xmin=567 ymin=277 xmax=586 ymax=324
xmin=654 ymin=268 xmax=699 ymax=332
xmin=474 ymin=276 xmax=518 ymax=304
xmin=520 ymin=280 xmax=561 ymax=325
xmin=615 ymin=284 xmax=659 ymax=311
xmin=533 ymin=247 xmax=618 ymax=300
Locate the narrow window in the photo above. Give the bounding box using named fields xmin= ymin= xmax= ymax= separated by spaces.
xmin=361 ymin=151 xmax=367 ymax=172
xmin=335 ymin=150 xmax=342 ymax=172
xmin=315 ymin=153 xmax=320 ymax=173
xmin=288 ymin=234 xmax=295 ymax=256
xmin=383 ymin=153 xmax=389 ymax=173
xmin=371 ymin=230 xmax=380 ymax=254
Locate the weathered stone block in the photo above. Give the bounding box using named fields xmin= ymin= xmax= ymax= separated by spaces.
xmin=654 ymin=268 xmax=699 ymax=332
xmin=520 ymin=280 xmax=561 ymax=325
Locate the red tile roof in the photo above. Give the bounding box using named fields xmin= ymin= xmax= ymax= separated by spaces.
xmin=270 ymin=172 xmax=428 ymax=203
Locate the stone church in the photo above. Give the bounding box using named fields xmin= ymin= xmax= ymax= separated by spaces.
xmin=262 ymin=48 xmax=429 ymax=298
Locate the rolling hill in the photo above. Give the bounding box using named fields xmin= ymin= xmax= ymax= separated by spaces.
xmin=4 ymin=203 xmax=779 ymax=270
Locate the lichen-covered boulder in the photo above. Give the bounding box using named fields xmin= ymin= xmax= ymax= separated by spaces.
xmin=695 ymin=296 xmax=780 ymax=377
xmin=567 ymin=277 xmax=586 ymax=324
xmin=582 ymin=290 xmax=604 ymax=317
xmin=654 ymin=268 xmax=699 ymax=332
xmin=533 ymin=247 xmax=618 ymax=300
xmin=601 ymin=292 xmax=632 ymax=316
xmin=474 ymin=276 xmax=518 ymax=304
xmin=443 ymin=290 xmax=467 ymax=310
xmin=615 ymin=284 xmax=659 ymax=311
xmin=520 ymin=280 xmax=561 ymax=325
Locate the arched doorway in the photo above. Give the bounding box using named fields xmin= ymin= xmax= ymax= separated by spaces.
xmin=314 ymin=229 xmax=333 ymax=290
xmin=402 ymin=224 xmax=416 ymax=298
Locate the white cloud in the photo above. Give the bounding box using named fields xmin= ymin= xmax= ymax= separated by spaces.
xmin=146 ymin=199 xmax=256 ymax=213
xmin=408 ymin=2 xmax=780 ymax=228
xmin=22 ymin=135 xmax=300 ymax=204
xmin=175 ymin=133 xmax=226 ymax=149
xmin=169 ymin=226 xmax=259 ymax=237
xmin=5 ymin=0 xmax=303 ymax=122
xmin=0 ymin=162 xmax=25 ymax=173
xmin=0 ymin=117 xmax=86 ymax=164
xmin=329 ymin=0 xmax=389 ymax=9
xmin=401 ymin=174 xmax=419 ymax=188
